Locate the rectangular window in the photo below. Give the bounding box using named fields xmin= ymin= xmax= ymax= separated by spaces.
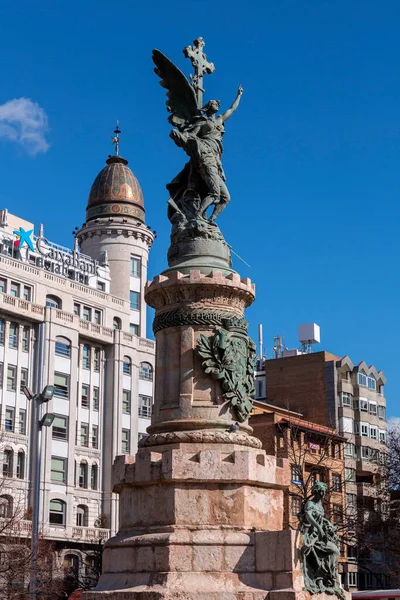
xmin=82 ymin=345 xmax=90 ymax=369
xmin=54 ymin=372 xmax=69 ymax=398
xmin=5 ymin=407 xmax=14 ymax=432
xmin=345 ymin=468 xmax=356 ymax=483
xmin=19 ymin=409 xmax=26 ymax=435
xmin=342 ymin=392 xmax=353 ymax=407
xmin=0 ymin=362 xmax=3 ymax=388
xmin=332 ymin=504 xmax=342 ymax=524
xmin=0 ymin=320 xmax=4 ymax=345
xmin=130 ymin=291 xmax=140 ymax=310
xmin=358 ymin=372 xmax=367 ymax=386
xmin=73 ymin=302 xmax=80 ymax=316
xmin=370 ymin=426 xmax=378 ymax=440
xmin=348 ymin=573 xmax=357 ymax=587
xmin=354 ymin=421 xmax=360 ymax=435
xmin=368 ymin=377 xmax=376 ymax=391
xmin=52 ymin=416 xmax=68 ymax=441
xmin=81 ymin=385 xmax=89 ymax=409
xmin=93 ymin=387 xmax=99 ymax=411
xmin=369 ymin=402 xmax=377 ymax=415
xmin=92 ymin=425 xmax=98 ymax=449
xmin=51 ymin=456 xmax=67 ymax=483
xmin=361 ymin=423 xmax=369 ymax=437
xmin=346 ymin=493 xmax=357 ymax=507
xmin=22 ymin=285 xmax=31 ymax=301
xmin=130 ymin=323 xmax=139 ymax=336
xmin=379 ymin=430 xmax=387 ymax=444
xmin=359 ymin=398 xmax=368 ymax=411
xmin=94 ymin=310 xmax=102 ymax=325
xmin=22 ymin=326 xmax=29 ymax=352
xmin=10 ymin=282 xmax=20 ymax=297
xmin=16 ymin=451 xmax=24 ymax=479
xmin=138 ymin=394 xmax=152 ymax=418
xmin=130 ymin=256 xmax=141 ymax=277
xmin=20 ymin=368 xmax=28 ymax=393
xmin=344 ymin=443 xmax=354 ymax=458
xmin=9 ymin=322 xmax=18 ymax=349
xmin=7 ymin=365 xmax=16 ymax=391
xmin=361 ymin=446 xmax=370 ymax=459
xmin=82 ymin=306 xmax=92 ymax=321
xmin=332 ymin=474 xmax=342 ymax=492
xmin=80 ymin=423 xmax=89 ymax=447
xmin=378 ymin=405 xmax=386 ymax=420
xmin=122 ymin=429 xmax=130 ymax=454
xmin=97 ymin=281 xmax=105 ymax=291
xmin=290 ymin=464 xmax=302 ymax=483
xmin=94 ymin=348 xmax=100 ymax=372
xmin=291 ymin=496 xmax=301 ymax=516
xmin=122 ymin=390 xmax=131 ymax=414
xmin=0 ymin=278 xmax=6 ymax=293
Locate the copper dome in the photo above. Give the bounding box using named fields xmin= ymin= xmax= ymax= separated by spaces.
xmin=86 ymin=155 xmax=145 ymax=223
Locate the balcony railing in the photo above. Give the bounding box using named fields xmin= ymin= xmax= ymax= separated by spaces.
xmin=72 ymin=526 xmax=109 ymax=541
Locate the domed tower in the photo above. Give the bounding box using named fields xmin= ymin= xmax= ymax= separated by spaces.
xmin=77 ymin=125 xmax=154 ymax=337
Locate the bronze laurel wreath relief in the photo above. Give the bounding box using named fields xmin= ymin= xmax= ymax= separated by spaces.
xmin=196 ymin=318 xmax=256 ymax=422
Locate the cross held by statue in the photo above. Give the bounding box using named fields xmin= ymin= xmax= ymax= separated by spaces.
xmin=183 ymin=37 xmax=215 ymax=108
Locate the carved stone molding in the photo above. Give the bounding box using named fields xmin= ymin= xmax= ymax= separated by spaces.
xmin=153 ymin=307 xmax=243 ymax=333
xmin=138 ymin=429 xmax=262 ymax=449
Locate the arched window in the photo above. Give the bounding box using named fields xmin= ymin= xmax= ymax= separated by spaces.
xmin=113 ymin=317 xmax=122 ymax=330
xmin=76 ymin=505 xmax=88 ymax=527
xmin=82 ymin=345 xmax=90 ymax=369
xmin=91 ymin=464 xmax=98 ymax=490
xmin=123 ymin=356 xmax=131 ymax=375
xmin=78 ymin=462 xmax=88 ymax=489
xmin=139 ymin=362 xmax=153 ymax=381
xmin=63 ymin=553 xmax=79 ymax=575
xmin=3 ymin=449 xmax=13 ymax=477
xmin=45 ymin=295 xmax=62 ymax=309
xmin=0 ymin=495 xmax=13 ymax=518
xmin=49 ymin=499 xmax=66 ymax=525
xmin=55 ymin=336 xmax=71 ymax=358
xmin=17 ymin=451 xmax=25 ymax=479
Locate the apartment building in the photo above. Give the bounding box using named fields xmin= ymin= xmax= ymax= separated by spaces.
xmin=250 ymin=401 xmax=348 ymax=578
xmin=0 ymin=147 xmax=155 ymax=581
xmin=254 ymin=351 xmax=389 ymax=590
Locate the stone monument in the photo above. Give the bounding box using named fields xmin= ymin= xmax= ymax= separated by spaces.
xmin=84 ymin=39 xmax=349 ymax=600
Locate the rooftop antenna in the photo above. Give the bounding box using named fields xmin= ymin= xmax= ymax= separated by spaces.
xmin=272 ymin=334 xmax=286 ymax=359
xmin=111 ymin=120 xmax=121 ymax=156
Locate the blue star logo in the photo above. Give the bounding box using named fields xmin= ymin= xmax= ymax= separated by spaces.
xmin=13 ymin=227 xmax=35 ymax=252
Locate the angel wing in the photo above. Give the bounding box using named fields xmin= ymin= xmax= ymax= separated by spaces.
xmin=152 ymin=49 xmax=200 ymax=129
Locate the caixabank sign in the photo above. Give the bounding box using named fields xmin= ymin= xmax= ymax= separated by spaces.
xmin=12 ymin=226 xmax=99 ymax=277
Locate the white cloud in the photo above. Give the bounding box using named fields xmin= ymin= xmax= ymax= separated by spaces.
xmin=387 ymin=417 xmax=400 ymax=429
xmin=0 ymin=97 xmax=49 ymax=155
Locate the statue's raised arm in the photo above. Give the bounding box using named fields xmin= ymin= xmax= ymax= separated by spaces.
xmin=220 ymin=85 xmax=244 ymax=122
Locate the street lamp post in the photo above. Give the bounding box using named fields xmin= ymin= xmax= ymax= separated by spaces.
xmin=23 ymin=384 xmax=55 ymax=600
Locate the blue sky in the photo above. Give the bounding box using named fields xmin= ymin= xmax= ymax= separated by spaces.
xmin=0 ymin=0 xmax=399 ymax=419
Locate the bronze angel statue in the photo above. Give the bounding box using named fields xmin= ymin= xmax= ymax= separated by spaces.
xmin=153 ymin=39 xmax=242 ymax=230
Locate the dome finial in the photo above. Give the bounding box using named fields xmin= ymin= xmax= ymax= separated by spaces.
xmin=111 ymin=120 xmax=121 ymax=156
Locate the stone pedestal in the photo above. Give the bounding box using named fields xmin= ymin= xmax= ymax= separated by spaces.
xmin=83 ymin=269 xmax=349 ymax=600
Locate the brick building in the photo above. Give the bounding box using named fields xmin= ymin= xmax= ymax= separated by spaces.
xmin=250 ymin=401 xmax=348 ymax=580
xmin=254 ymin=352 xmax=389 ymax=590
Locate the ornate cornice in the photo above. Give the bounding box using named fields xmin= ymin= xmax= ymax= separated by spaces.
xmin=138 ymin=429 xmax=262 ymax=449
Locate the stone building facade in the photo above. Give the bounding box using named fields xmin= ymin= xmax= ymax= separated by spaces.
xmin=0 ymin=148 xmax=155 ymax=583
xmin=254 ymin=351 xmax=389 ymax=590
